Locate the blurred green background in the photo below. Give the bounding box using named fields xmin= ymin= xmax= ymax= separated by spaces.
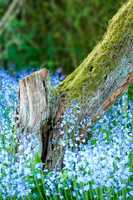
xmin=0 ymin=0 xmax=125 ymax=74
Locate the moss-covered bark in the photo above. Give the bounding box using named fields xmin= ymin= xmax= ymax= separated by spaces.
xmin=56 ymin=0 xmax=133 ymax=103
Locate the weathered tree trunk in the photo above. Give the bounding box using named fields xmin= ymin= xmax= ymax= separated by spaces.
xmin=17 ymin=0 xmax=133 ymax=169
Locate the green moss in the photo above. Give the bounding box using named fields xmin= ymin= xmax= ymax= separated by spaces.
xmin=56 ymin=0 xmax=133 ymax=103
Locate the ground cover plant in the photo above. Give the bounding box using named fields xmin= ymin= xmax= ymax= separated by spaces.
xmin=0 ymin=68 xmax=133 ymax=200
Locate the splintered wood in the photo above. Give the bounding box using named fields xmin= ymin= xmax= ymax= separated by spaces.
xmin=18 ymin=69 xmax=49 ymax=132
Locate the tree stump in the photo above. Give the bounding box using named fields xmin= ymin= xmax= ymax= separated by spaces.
xmin=17 ymin=0 xmax=133 ymax=170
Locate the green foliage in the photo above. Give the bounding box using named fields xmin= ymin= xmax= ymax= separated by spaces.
xmin=0 ymin=0 xmax=125 ymax=73
xmin=128 ymin=84 xmax=133 ymax=101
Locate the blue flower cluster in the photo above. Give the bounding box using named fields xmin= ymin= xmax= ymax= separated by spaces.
xmin=0 ymin=69 xmax=34 ymax=198
xmin=51 ymin=68 xmax=66 ymax=86
xmin=44 ymin=93 xmax=133 ymax=199
xmin=0 ymin=70 xmax=18 ymax=132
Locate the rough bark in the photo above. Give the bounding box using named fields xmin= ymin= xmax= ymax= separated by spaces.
xmin=17 ymin=69 xmax=50 ymax=160
xmin=17 ymin=0 xmax=133 ymax=169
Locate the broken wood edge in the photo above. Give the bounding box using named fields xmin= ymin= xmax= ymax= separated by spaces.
xmin=18 ymin=68 xmax=49 ymax=131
